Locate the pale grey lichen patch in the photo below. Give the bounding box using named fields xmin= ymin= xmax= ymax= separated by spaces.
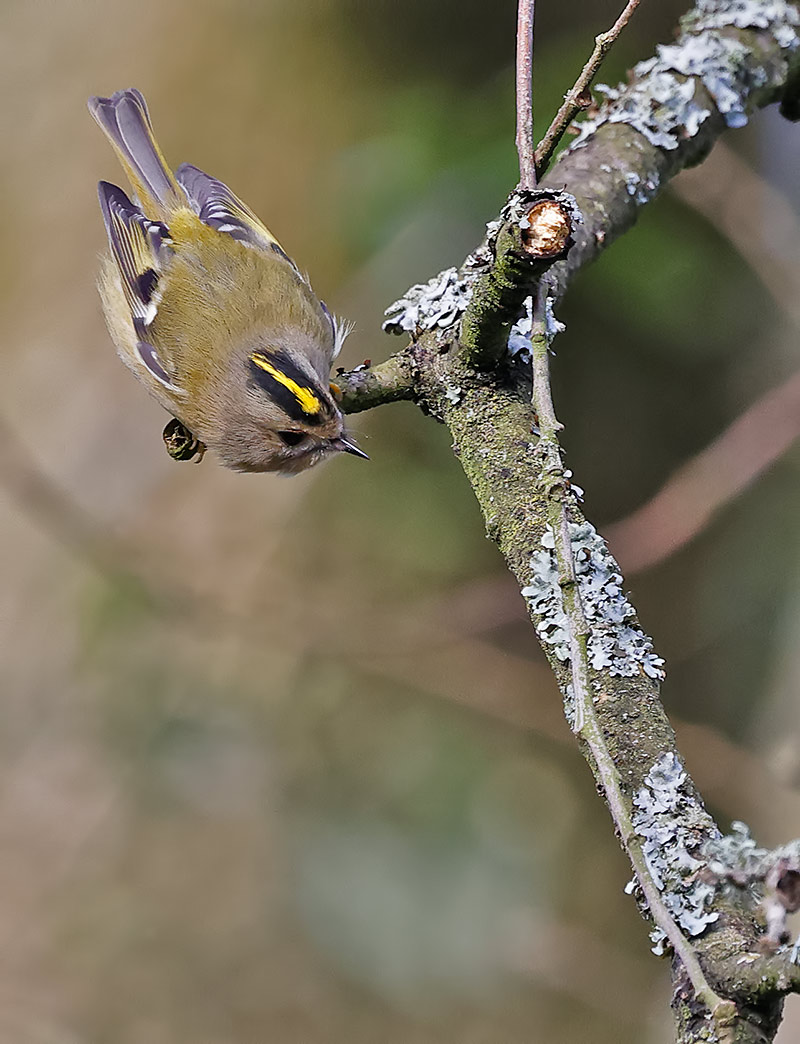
xmin=522 ymin=537 xmax=569 ymax=658
xmin=464 ymin=219 xmax=502 ymax=271
xmin=564 ymin=469 xmax=585 ymax=502
xmin=521 ymin=522 xmax=666 ymax=680
xmin=624 ymin=169 xmax=661 ymax=205
xmin=676 ymin=0 xmax=800 ymax=118
xmin=507 ymin=296 xmax=535 ymax=359
xmin=704 ymin=820 xmax=778 ymax=880
xmin=705 ymin=822 xmax=800 ymax=888
xmin=624 ymin=171 xmax=641 ymax=196
xmin=630 ymin=753 xmax=720 ymax=955
xmin=705 ymin=823 xmax=800 ymax=952
xmin=688 ymin=0 xmax=800 ymax=43
xmin=657 ymin=34 xmax=764 ymax=128
xmin=569 ymin=0 xmax=799 ymax=153
xmin=544 ymin=296 xmax=566 ymax=346
xmin=383 ymin=268 xmax=473 ymax=335
xmin=572 ymin=69 xmax=711 ymax=152
xmin=507 ymin=294 xmax=566 ymax=362
xmin=443 ymin=382 xmax=462 ymax=406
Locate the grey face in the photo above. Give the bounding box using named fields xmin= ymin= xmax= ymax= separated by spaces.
xmin=198 ymin=346 xmax=366 ymax=474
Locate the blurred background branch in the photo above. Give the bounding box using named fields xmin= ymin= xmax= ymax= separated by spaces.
xmin=607 ymin=366 xmax=800 ymax=574
xmin=607 ymin=141 xmax=800 ymax=574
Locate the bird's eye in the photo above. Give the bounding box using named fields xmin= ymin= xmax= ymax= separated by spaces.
xmin=277 ymin=430 xmax=306 ymax=447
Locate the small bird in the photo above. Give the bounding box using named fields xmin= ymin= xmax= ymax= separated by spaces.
xmin=89 ymin=88 xmax=367 ymax=473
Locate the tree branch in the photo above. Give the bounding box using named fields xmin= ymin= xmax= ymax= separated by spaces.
xmin=416 ymin=336 xmax=783 ymax=1043
xmin=335 ymin=349 xmax=416 ymax=414
xmin=458 ymin=191 xmax=575 ymax=369
xmin=516 ymin=0 xmax=538 ymax=188
xmin=534 ymin=0 xmax=641 ymax=177
xmin=528 ymin=283 xmax=732 ymax=1025
xmin=379 ymin=0 xmax=800 ymax=382
xmin=337 ymin=2 xmax=800 ymax=1038
xmin=540 ymin=0 xmax=800 ymax=302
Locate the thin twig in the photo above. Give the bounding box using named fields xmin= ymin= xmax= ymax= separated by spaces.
xmin=516 ymin=0 xmax=537 ymax=189
xmin=528 ymin=288 xmax=728 ymax=1017
xmin=535 ymin=0 xmax=640 ymax=177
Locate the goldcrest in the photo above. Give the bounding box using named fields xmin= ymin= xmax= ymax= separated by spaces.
xmin=89 ymin=88 xmax=367 ymax=474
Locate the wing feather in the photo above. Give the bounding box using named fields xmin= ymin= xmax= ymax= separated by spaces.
xmin=97 ymin=181 xmax=184 ymax=392
xmin=98 ymin=181 xmax=170 ymax=323
xmin=176 ymin=163 xmax=298 ymax=271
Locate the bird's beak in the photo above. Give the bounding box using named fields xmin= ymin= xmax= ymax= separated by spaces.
xmin=332 ymin=436 xmax=369 ymax=460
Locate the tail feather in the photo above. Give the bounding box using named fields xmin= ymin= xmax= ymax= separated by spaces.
xmin=89 ymin=89 xmax=182 ymax=216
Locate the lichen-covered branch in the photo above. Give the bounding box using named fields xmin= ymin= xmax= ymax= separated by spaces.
xmin=541 ymin=0 xmax=800 ymax=303
xmin=530 ymin=307 xmax=722 ymax=1009
xmin=335 ymin=349 xmax=416 ymax=414
xmin=458 ymin=192 xmax=575 ymax=370
xmin=338 ymin=1 xmax=800 ymax=1040
xmin=378 ymin=0 xmax=800 ymax=375
xmin=411 ymin=343 xmax=786 ymax=1041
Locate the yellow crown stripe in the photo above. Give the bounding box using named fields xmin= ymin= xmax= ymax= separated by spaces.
xmin=250 ymin=353 xmax=322 ymax=415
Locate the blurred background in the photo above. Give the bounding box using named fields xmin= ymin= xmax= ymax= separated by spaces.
xmin=2 ymin=0 xmax=800 ymax=1040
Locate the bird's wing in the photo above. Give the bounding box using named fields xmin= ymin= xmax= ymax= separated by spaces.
xmin=175 ymin=163 xmax=299 ymax=273
xmin=97 ymin=180 xmax=184 ymax=392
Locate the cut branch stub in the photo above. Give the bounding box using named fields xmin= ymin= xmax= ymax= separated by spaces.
xmin=459 ymin=191 xmax=575 ymax=371
xmin=520 ymin=198 xmax=574 ymax=257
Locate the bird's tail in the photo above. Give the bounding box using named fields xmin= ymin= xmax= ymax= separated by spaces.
xmin=88 ymin=88 xmax=182 ymax=217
